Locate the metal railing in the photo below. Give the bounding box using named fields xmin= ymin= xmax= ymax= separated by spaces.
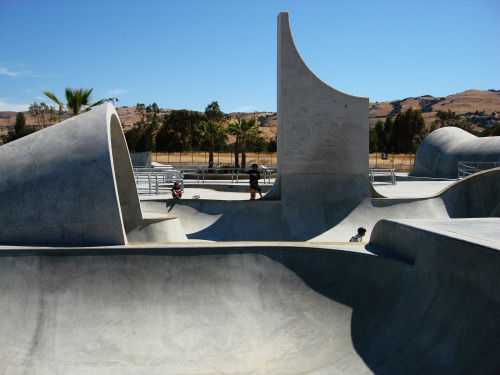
xmin=369 ymin=168 xmax=396 ymax=185
xmin=457 ymin=161 xmax=500 ymax=179
xmin=133 ymin=168 xmax=184 ymax=195
xmin=195 ymin=167 xmax=276 ymax=184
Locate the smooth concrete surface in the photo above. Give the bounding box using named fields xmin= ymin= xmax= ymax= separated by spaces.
xmin=140 ymin=166 xmax=500 ymax=242
xmin=127 ymin=210 xmax=188 ymax=242
xmin=0 ymin=104 xmax=143 ymax=246
xmin=272 ymin=12 xmax=371 ymax=238
xmin=138 ymin=177 xmax=455 ymax=201
xmin=439 ymin=167 xmax=500 ymax=218
xmin=371 ymin=180 xmax=455 ymax=198
xmin=304 ymin=166 xmax=500 ymax=241
xmin=411 ymin=127 xmax=500 ymax=178
xmin=1 ymin=235 xmax=499 ymax=374
xmin=130 ymin=152 xmax=152 ymax=168
xmin=0 ymin=12 xmax=499 ymax=374
xmin=371 ymin=217 xmax=500 ymax=260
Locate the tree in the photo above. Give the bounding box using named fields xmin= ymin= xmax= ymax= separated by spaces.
xmin=135 ymin=103 xmax=146 ymax=124
xmin=145 ymin=102 xmax=160 ymax=123
xmin=374 ymin=120 xmax=385 ymax=152
xmin=384 ymin=116 xmax=394 ymax=153
xmin=43 ymin=87 xmax=104 ymax=117
xmin=480 ymin=124 xmax=500 ymax=137
xmin=155 ymin=109 xmax=205 ymax=152
xmin=227 ymin=118 xmax=243 ymax=168
xmin=239 ymin=118 xmax=261 ymax=168
xmin=124 ymin=126 xmax=146 ymax=152
xmin=125 ymin=103 xmax=161 ymax=152
xmin=392 ymin=107 xmax=426 ymax=153
xmin=226 ymin=117 xmax=262 ymax=168
xmin=199 ymin=121 xmax=226 ymax=168
xmin=3 ymin=112 xmax=37 ymax=144
xmin=369 ymin=127 xmax=379 ymax=153
xmin=267 ymin=137 xmax=277 ymax=152
xmin=29 ymin=102 xmax=57 ymax=128
xmin=42 ymin=91 xmax=65 ymax=120
xmin=433 ymin=109 xmax=476 ymax=134
xmin=205 ymin=101 xmax=225 ymax=123
xmin=246 ymin=135 xmax=269 ymax=153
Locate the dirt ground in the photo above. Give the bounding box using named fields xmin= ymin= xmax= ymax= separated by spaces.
xmin=369 ymin=153 xmax=414 ymax=172
xmin=152 ymin=152 xmax=414 ymax=172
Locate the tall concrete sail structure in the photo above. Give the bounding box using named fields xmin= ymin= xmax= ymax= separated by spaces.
xmin=275 ymin=12 xmax=370 ymax=240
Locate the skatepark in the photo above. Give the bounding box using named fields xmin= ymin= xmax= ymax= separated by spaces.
xmin=0 ymin=12 xmax=499 ymax=375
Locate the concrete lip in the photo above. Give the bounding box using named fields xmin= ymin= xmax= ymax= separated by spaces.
xmin=142 ymin=210 xmax=179 ymax=221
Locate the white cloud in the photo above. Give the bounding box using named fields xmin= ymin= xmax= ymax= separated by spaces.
xmin=0 ymin=100 xmax=30 ymax=112
xmin=0 ymin=65 xmax=21 ymax=77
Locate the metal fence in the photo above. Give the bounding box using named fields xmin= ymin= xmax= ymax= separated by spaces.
xmin=369 ymin=168 xmax=396 ymax=185
xmin=194 ymin=167 xmax=276 ymax=184
xmin=457 ymin=161 xmax=500 ymax=179
xmin=133 ymin=167 xmax=184 ymax=195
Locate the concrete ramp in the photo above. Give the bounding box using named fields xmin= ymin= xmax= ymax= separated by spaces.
xmin=1 ymin=235 xmax=499 ymax=374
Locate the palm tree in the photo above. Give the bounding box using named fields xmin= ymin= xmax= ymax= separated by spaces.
xmin=239 ymin=118 xmax=261 ymax=169
xmin=199 ymin=121 xmax=225 ymax=168
xmin=227 ymin=117 xmax=243 ymax=168
xmin=42 ymin=91 xmax=65 ymax=121
xmin=43 ymin=87 xmax=104 ymax=118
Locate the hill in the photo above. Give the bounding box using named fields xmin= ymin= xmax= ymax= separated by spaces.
xmin=369 ymin=89 xmax=500 ymax=130
xmin=1 ymin=89 xmax=498 ymax=139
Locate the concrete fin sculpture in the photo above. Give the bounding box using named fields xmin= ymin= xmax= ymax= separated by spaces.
xmin=275 ymin=12 xmax=370 ymax=240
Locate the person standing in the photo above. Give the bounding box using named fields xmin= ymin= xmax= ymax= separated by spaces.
xmin=247 ymin=164 xmax=262 ymax=200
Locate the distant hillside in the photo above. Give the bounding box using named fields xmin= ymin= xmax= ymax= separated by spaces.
xmin=1 ymin=89 xmax=498 ymax=138
xmin=369 ymin=89 xmax=500 ymax=130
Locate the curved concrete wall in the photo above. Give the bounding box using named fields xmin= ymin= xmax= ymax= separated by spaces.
xmin=275 ymin=12 xmax=370 ymax=239
xmin=411 ymin=127 xmax=500 ymax=178
xmin=0 ymin=104 xmax=143 ymax=246
xmin=439 ymin=167 xmax=500 ymax=218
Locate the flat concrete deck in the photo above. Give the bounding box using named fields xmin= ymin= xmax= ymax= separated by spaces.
xmin=137 ymin=177 xmax=457 ymax=201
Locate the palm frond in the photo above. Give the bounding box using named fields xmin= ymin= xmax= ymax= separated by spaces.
xmin=42 ymin=91 xmax=65 ymax=110
xmin=87 ymin=98 xmax=105 ymax=110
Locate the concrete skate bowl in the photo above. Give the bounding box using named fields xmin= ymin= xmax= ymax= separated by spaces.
xmin=139 ymin=166 xmax=500 ymax=243
xmin=1 ymin=239 xmax=499 ymax=374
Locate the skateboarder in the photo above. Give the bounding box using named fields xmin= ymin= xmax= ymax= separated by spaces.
xmin=171 ymin=181 xmax=182 ymax=199
xmin=350 ymin=227 xmax=366 ymax=242
xmin=247 ymin=164 xmax=262 ymax=200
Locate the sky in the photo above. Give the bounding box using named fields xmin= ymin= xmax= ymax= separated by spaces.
xmin=0 ymin=0 xmax=499 ymax=113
